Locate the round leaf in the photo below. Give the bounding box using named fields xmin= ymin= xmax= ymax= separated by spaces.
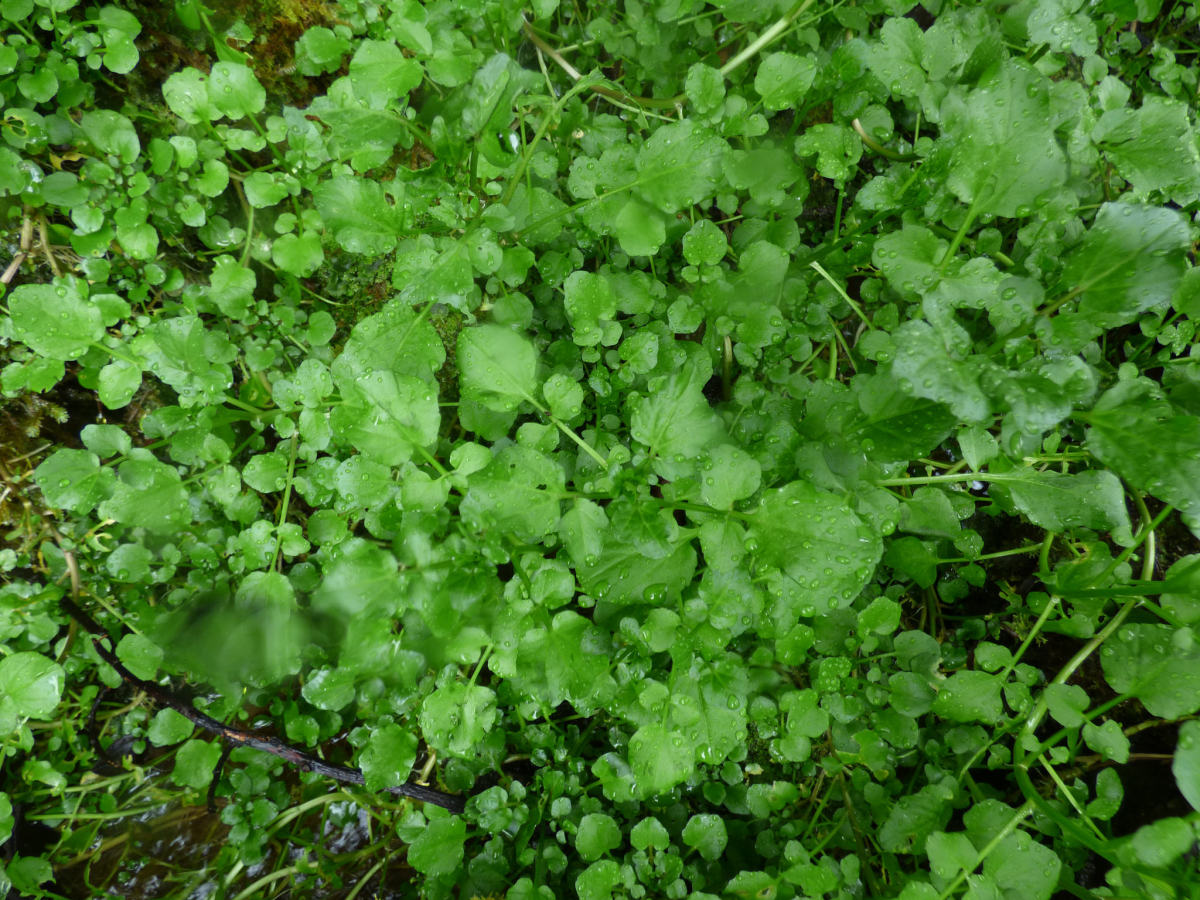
xmin=0 ymin=652 xmax=64 ymax=719
xmin=10 ymin=281 xmax=104 ymax=360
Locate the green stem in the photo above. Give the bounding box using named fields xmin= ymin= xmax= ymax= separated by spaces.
xmin=876 ymin=471 xmax=1016 ymax=487
xmin=811 ymin=261 xmax=876 ymax=331
xmin=550 ymin=415 xmax=608 ymax=467
xmin=501 ymin=75 xmax=603 ymax=208
xmin=719 ymin=0 xmax=817 ymax=78
xmin=271 ymin=434 xmax=298 ymax=570
xmin=936 ymin=543 xmax=1043 ymax=565
xmin=851 ymin=117 xmax=918 ymax=162
xmin=934 ymin=801 xmax=1036 ymax=900
xmin=938 ymin=194 xmax=982 ymax=272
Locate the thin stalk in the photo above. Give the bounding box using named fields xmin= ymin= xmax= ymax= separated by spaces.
xmin=934 ymin=801 xmax=1035 ymax=900
xmin=502 ymin=75 xmax=607 ymax=207
xmin=719 ymin=0 xmax=817 ymax=78
xmin=271 ymin=434 xmax=298 ymax=571
xmin=852 ymin=117 xmax=918 ymax=162
xmin=551 ymin=415 xmax=608 ymax=467
xmin=811 ymin=261 xmax=875 ymax=331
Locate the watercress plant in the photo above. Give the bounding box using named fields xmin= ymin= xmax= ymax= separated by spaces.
xmin=2 ymin=0 xmax=1199 ymax=898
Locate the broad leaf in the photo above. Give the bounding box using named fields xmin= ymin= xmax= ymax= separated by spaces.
xmin=458 ymin=324 xmax=538 ymax=413
xmin=10 ymin=280 xmax=103 ymax=360
xmin=749 ymin=481 xmax=882 ymax=617
xmin=1059 ymin=202 xmax=1189 ymax=329
xmin=314 ymin=177 xmax=405 ymax=255
xmin=942 ymin=59 xmax=1067 ymax=217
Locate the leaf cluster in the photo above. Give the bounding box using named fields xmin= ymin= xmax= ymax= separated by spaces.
xmin=2 ymin=0 xmax=1200 ymax=898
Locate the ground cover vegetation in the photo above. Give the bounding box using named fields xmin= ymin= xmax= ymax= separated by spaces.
xmin=1 ymin=0 xmax=1199 ymax=896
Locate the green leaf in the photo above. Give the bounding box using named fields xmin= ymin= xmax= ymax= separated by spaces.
xmin=0 ymin=652 xmax=64 ymax=719
xmin=172 ymin=739 xmax=222 ymax=788
xmin=314 ymin=177 xmax=405 ymax=256
xmin=754 ymin=51 xmax=816 ymax=111
xmin=866 ymin=16 xmax=925 ymax=98
xmin=576 ymin=860 xmax=621 ymax=900
xmin=942 ymin=59 xmax=1067 ymax=217
xmin=98 ymin=5 xmax=142 ymax=73
xmin=419 ymin=682 xmax=497 ymax=757
xmin=98 ymin=358 xmax=141 ymax=409
xmin=163 ymin=68 xmax=215 ymax=124
xmin=1059 ymin=202 xmax=1189 ymax=329
xmin=1087 ymin=407 xmax=1200 ymax=518
xmin=612 ymin=197 xmax=667 ymax=257
xmin=898 ymin=487 xmax=960 ymax=539
xmin=1044 ymin=683 xmax=1090 ymax=728
xmin=116 ymin=633 xmax=163 ymax=681
xmin=635 ymin=119 xmax=727 ymax=214
xmin=630 ymin=358 xmax=724 ymax=462
xmin=80 ymin=110 xmax=140 ymax=164
xmin=10 ymin=280 xmax=104 ymax=360
xmin=925 ymin=831 xmax=978 ymax=880
xmin=889 ymin=321 xmax=990 ymax=423
xmin=858 ymin=597 xmax=902 ymax=636
xmin=667 ymin=650 xmax=747 ymax=768
xmin=685 ymin=62 xmax=724 ymax=114
xmin=208 ymin=62 xmax=265 ymax=119
xmin=794 ymin=123 xmax=862 ymax=183
xmin=331 ymin=370 xmax=439 ymax=465
xmin=543 ymin=373 xmax=584 ymax=420
xmin=242 ymin=450 xmax=290 ymax=493
xmin=698 ymin=444 xmax=761 ymax=509
xmin=271 ymin=230 xmax=324 ymax=277
xmin=723 ymin=144 xmax=804 ymax=207
xmin=509 ymin=611 xmax=616 ymax=714
xmin=34 ymin=448 xmax=113 ymax=514
xmin=349 ymin=39 xmax=422 ymax=108
xmin=878 ymin=782 xmax=954 ymax=853
xmin=630 ymin=817 xmax=669 ymax=851
xmin=1082 ymin=718 xmax=1130 ymax=763
xmin=147 ymin=708 xmax=194 ymax=747
xmin=106 ymin=543 xmax=153 ymax=583
xmin=311 ymin=539 xmax=402 ymax=619
xmin=576 ymin=813 xmax=621 ymax=861
xmin=1028 ymin=0 xmax=1097 ymax=56
xmin=749 ymin=481 xmax=882 ymax=616
xmin=131 ymin=315 xmax=235 ymax=406
xmin=682 ymin=813 xmax=728 ymax=861
xmin=991 ymin=469 xmax=1131 ymax=539
xmin=243 ymin=172 xmax=289 ymax=208
xmin=295 ymin=25 xmax=349 ymax=75
xmin=577 ymin=538 xmax=696 ymax=606
xmin=932 ymin=670 xmax=1004 ymax=723
xmin=301 ymin=667 xmax=356 ymax=711
xmin=208 ymin=255 xmax=255 ymax=319
xmin=81 ymin=424 xmax=132 ymax=458
xmin=407 ymin=816 xmax=465 ymax=876
xmin=682 ymin=219 xmax=727 ymax=266
xmin=1172 ymin=720 xmax=1200 ymax=812
xmin=1087 ymin=767 xmax=1123 ymax=820
xmin=1100 ymin=623 xmax=1200 ymax=717
xmin=99 ymin=457 xmax=191 ymax=535
xmin=461 ymin=445 xmax=564 ymax=542
xmin=1095 ymin=96 xmax=1200 ymax=203
xmin=563 ymin=271 xmax=618 ymax=346
xmin=983 ymin=830 xmax=1061 ymax=900
xmin=1129 ymin=817 xmax=1194 ymax=868
xmin=458 ymin=324 xmax=539 ymax=413
xmin=628 ymin=722 xmax=693 ymax=797
xmin=359 ymin=722 xmax=417 ymax=792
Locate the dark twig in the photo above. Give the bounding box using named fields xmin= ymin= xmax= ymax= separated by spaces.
xmin=58 ymin=594 xmax=466 ymax=814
